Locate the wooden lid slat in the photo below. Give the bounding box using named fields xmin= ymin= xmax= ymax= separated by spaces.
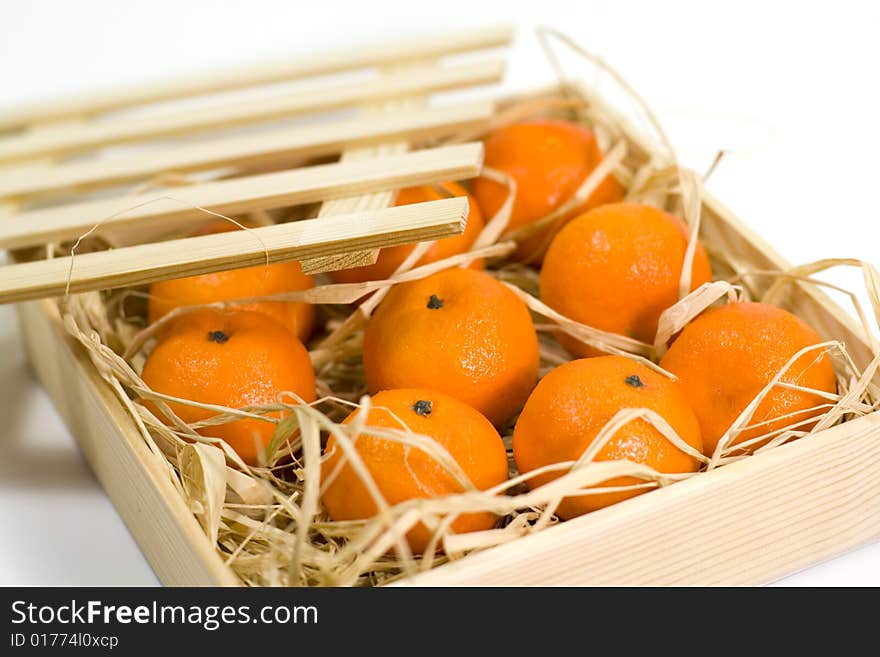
xmin=0 ymin=59 xmax=504 ymax=164
xmin=0 ymin=142 xmax=483 ymax=250
xmin=0 ymin=197 xmax=468 ymax=305
xmin=0 ymin=26 xmax=510 ymax=305
xmin=0 ymin=25 xmax=512 ymax=130
xmin=0 ymin=101 xmax=492 ymax=199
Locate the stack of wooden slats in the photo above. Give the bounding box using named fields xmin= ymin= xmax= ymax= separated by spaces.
xmin=0 ymin=26 xmax=513 ymax=304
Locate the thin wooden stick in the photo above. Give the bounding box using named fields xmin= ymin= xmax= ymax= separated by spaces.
xmin=0 ymin=101 xmax=493 ymax=199
xmin=0 ymin=59 xmax=505 ymax=164
xmin=0 ymin=25 xmax=512 ymax=130
xmin=0 ymin=143 xmax=483 ymax=249
xmin=0 ymin=197 xmax=468 ymax=304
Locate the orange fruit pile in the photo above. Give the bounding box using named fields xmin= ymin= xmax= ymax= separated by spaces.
xmin=321 ymin=389 xmax=509 ymax=553
xmin=136 ymin=114 xmax=840 ymax=540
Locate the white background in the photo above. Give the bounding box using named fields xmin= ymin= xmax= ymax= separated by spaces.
xmin=1 ymin=0 xmax=879 ymax=585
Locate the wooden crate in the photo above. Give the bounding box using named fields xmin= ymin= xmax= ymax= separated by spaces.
xmin=4 ymin=28 xmax=879 ymax=586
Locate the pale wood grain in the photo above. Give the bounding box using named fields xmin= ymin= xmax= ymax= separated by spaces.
xmin=0 ymin=101 xmax=492 ymax=199
xmin=0 ymin=59 xmax=504 ymax=164
xmin=0 ymin=25 xmax=512 ymax=130
xmin=17 ymin=299 xmax=239 ymax=586
xmin=301 ymin=249 xmax=380 ymax=274
xmin=300 ymin=144 xmax=405 ymax=275
xmin=0 ymin=142 xmax=482 ymax=249
xmin=0 ymin=197 xmax=467 ymax=304
xmin=399 ymin=413 xmax=880 ymax=586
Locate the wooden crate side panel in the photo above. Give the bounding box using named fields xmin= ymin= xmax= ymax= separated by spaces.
xmin=17 ymin=299 xmax=238 ymax=587
xmin=398 ymin=413 xmax=880 ymax=586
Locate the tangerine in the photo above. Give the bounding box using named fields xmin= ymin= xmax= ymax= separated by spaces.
xmin=540 ymin=202 xmax=712 ymax=357
xmin=141 ymin=309 xmax=316 ymax=465
xmin=363 ymin=267 xmax=539 ymax=426
xmin=658 ymin=302 xmax=838 ymax=456
xmin=513 ymin=355 xmax=703 ymax=518
xmin=471 ymin=120 xmax=623 ymax=260
xmin=322 ymin=388 xmax=509 ymax=553
xmin=330 ymin=181 xmax=484 ymax=284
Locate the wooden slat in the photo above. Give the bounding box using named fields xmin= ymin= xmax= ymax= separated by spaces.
xmin=0 ymin=25 xmax=512 ymax=130
xmin=301 ymin=250 xmax=380 ymax=275
xmin=0 ymin=197 xmax=468 ymax=304
xmin=0 ymin=59 xmax=505 ymax=164
xmin=0 ymin=143 xmax=483 ymax=249
xmin=0 ymin=101 xmax=493 ymax=199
